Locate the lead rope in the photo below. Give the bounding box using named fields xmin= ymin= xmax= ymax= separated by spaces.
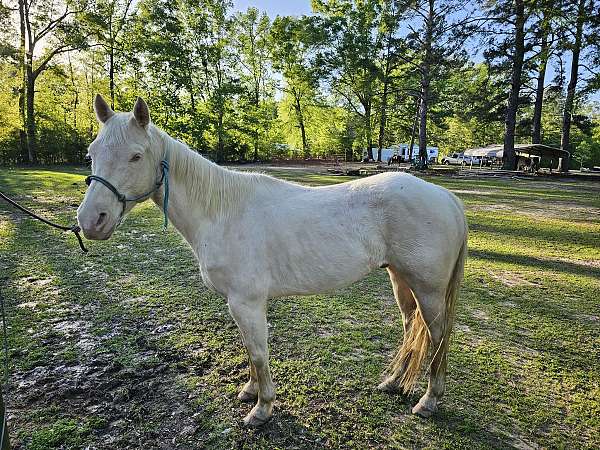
xmin=0 ymin=191 xmax=88 ymax=252
xmin=0 ymin=287 xmax=10 ymax=449
xmin=0 ymin=188 xmax=86 ymax=449
xmin=160 ymin=158 xmax=170 ymax=230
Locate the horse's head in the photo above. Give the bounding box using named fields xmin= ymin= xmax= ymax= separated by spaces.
xmin=77 ymin=94 xmax=160 ymax=240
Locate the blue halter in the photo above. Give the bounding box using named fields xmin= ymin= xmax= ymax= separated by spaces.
xmin=85 ymin=152 xmax=170 ymax=229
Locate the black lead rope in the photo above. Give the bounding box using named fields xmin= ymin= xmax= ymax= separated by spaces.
xmin=0 ymin=287 xmax=8 ymax=449
xmin=0 ymin=191 xmax=88 ymax=253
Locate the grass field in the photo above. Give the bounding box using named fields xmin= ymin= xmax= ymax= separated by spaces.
xmin=0 ymin=166 xmax=599 ymax=449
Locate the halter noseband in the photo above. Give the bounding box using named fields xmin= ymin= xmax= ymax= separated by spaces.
xmin=85 ymin=153 xmax=170 ymax=229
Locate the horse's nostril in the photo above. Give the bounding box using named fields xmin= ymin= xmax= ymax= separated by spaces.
xmin=96 ymin=212 xmax=107 ymax=227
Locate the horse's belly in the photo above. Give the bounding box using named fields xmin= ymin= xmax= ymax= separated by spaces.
xmin=273 ymin=268 xmax=373 ymax=296
xmin=267 ymin=246 xmax=378 ymax=297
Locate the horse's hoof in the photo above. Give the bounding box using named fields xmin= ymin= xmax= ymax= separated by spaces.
xmin=237 ymin=389 xmax=258 ymax=403
xmin=412 ymin=401 xmax=435 ymax=418
xmin=377 ymin=379 xmax=401 ymax=394
xmin=243 ymin=410 xmax=271 ymax=427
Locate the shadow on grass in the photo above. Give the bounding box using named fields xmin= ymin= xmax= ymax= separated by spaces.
xmin=469 ymin=219 xmax=599 ymax=250
xmin=470 ymin=249 xmax=600 ymax=279
xmin=239 ymin=411 xmax=326 ymax=448
xmin=431 ymin=408 xmax=522 ymax=449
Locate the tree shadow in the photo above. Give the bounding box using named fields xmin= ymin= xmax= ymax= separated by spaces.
xmin=469 ymin=220 xmax=599 ymax=251
xmin=469 ymin=249 xmax=600 ymax=279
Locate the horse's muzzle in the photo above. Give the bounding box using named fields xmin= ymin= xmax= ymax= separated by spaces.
xmin=77 ymin=210 xmax=116 ymax=240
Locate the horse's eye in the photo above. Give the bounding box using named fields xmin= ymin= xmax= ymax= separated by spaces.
xmin=84 ymin=154 xmax=92 ymax=163
xmin=130 ymin=153 xmax=142 ymax=162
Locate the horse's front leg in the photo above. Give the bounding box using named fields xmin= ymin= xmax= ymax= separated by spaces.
xmin=228 ymin=295 xmax=275 ymax=426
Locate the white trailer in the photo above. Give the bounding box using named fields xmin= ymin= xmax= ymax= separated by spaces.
xmin=365 ymin=145 xmax=439 ymax=163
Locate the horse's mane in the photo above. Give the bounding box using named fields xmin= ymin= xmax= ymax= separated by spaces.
xmin=150 ymin=124 xmax=284 ymax=217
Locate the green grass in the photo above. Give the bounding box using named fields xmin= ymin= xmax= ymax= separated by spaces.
xmin=0 ymin=166 xmax=599 ymax=449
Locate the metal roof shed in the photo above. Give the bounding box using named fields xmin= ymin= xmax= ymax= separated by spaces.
xmin=464 ymin=144 xmax=570 ymax=160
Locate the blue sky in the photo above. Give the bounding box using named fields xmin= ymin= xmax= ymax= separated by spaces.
xmin=232 ymin=0 xmax=312 ymax=17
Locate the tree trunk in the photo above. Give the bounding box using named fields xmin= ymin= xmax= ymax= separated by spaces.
xmin=253 ymin=89 xmax=259 ymax=162
xmin=87 ymin=54 xmax=96 ymax=142
xmin=532 ymin=31 xmax=548 ymax=145
xmin=418 ymin=0 xmax=434 ymax=168
xmin=18 ymin=0 xmax=27 ymax=163
xmin=216 ymin=107 xmax=224 ymax=163
xmin=408 ymin=97 xmax=419 ymax=162
xmin=377 ymin=75 xmax=389 ymax=162
xmin=25 ymin=55 xmax=37 ymax=164
xmin=503 ymin=0 xmax=526 ymax=171
xmin=294 ymin=92 xmax=309 ymax=157
xmin=365 ymin=101 xmax=373 ymax=160
xmin=560 ymin=0 xmax=586 ymax=172
xmin=109 ymin=47 xmax=115 ymax=109
xmin=418 ymin=80 xmax=429 ymax=166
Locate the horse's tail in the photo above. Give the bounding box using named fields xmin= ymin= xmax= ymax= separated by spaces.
xmin=433 ymin=227 xmax=467 ymax=384
xmin=387 ymin=227 xmax=468 ymax=394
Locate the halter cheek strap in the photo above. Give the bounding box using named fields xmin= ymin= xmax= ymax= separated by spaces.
xmin=85 ymin=151 xmax=171 ymax=229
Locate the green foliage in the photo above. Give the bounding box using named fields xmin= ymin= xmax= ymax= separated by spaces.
xmin=0 ymin=0 xmax=599 ymax=164
xmin=576 ymin=135 xmax=600 ymax=168
xmin=0 ymin=63 xmax=20 ymax=163
xmin=27 ymin=418 xmax=106 ymax=450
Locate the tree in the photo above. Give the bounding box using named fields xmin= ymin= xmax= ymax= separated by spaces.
xmin=231 ymin=8 xmax=272 ymax=161
xmin=15 ymin=0 xmax=88 ymax=163
xmin=375 ymin=0 xmax=404 ymax=162
xmin=402 ymin=0 xmax=475 ymax=167
xmin=313 ymin=0 xmax=384 ymax=160
xmin=484 ymin=0 xmax=570 ymax=167
xmin=494 ymin=0 xmax=528 ymax=170
xmin=85 ymin=0 xmax=136 ymax=108
xmin=270 ymin=16 xmax=323 ymax=157
xmin=134 ymin=0 xmax=201 ymax=135
xmin=560 ymin=0 xmax=599 ymax=171
xmin=530 ymin=1 xmax=563 ymax=144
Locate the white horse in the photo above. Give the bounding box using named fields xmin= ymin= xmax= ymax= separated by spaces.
xmin=77 ymin=95 xmax=468 ymax=426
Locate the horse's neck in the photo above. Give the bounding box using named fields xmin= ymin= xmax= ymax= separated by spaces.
xmin=150 ymin=129 xmax=244 ymax=246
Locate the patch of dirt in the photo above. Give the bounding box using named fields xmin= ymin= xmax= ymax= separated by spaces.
xmin=574 ymin=314 xmax=600 ymax=323
xmin=470 ymin=309 xmax=490 ymax=320
xmin=5 ymin=300 xmax=212 ymax=449
xmin=454 ymin=323 xmax=471 ymax=333
xmin=468 ymin=196 xmax=600 ymax=222
xmin=19 ymin=276 xmax=55 ymax=286
xmin=556 ymin=257 xmax=600 ymax=269
xmin=490 ymin=271 xmax=538 ymax=287
xmin=488 ymin=424 xmax=541 ymax=450
xmin=16 ymin=301 xmax=38 ymax=309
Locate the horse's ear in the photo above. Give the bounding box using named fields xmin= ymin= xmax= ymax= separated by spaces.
xmin=133 ymin=97 xmax=150 ymax=128
xmin=94 ymin=94 xmax=114 ymax=124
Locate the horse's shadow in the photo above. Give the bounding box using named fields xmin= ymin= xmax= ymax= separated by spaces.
xmin=236 ymin=410 xmax=326 ymax=449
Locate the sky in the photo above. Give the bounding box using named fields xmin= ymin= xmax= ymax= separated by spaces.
xmin=232 ymin=0 xmax=312 ymax=17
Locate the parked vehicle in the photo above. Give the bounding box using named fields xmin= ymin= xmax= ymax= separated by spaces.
xmin=364 ymin=145 xmax=439 ymax=163
xmin=441 ymin=152 xmax=480 ymax=166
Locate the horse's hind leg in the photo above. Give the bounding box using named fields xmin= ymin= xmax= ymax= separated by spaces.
xmin=410 ymin=286 xmax=447 ymax=417
xmin=378 ymin=266 xmax=417 ymax=393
